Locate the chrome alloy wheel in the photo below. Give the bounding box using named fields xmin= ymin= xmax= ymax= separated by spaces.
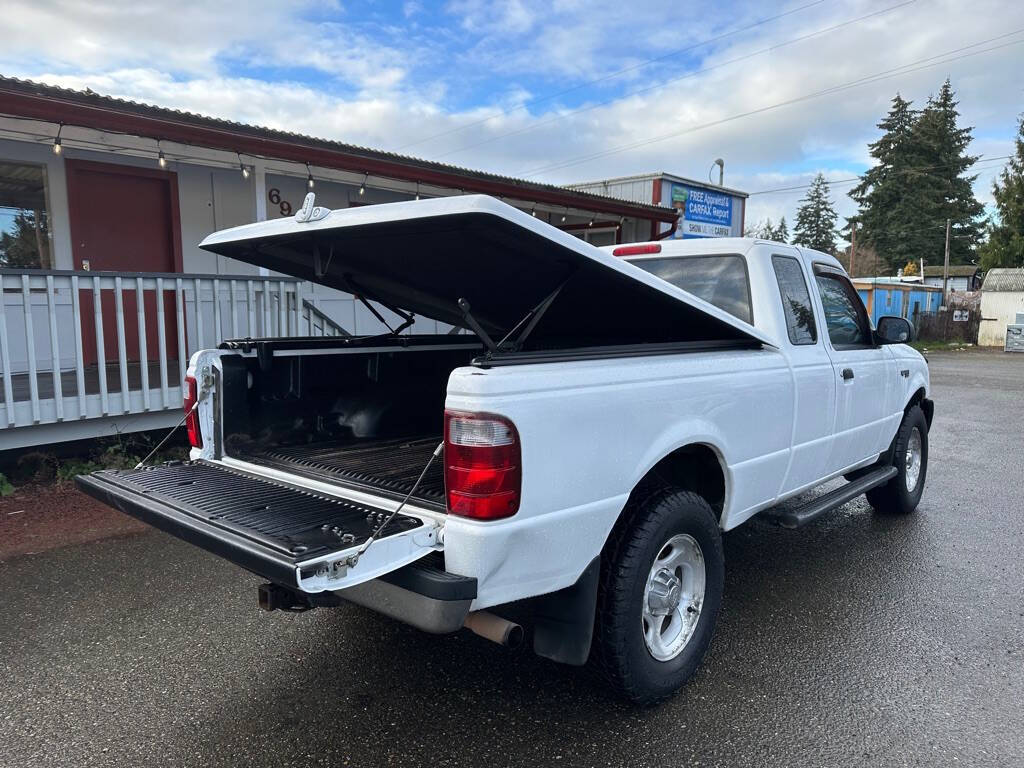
xmin=905 ymin=426 xmax=923 ymax=492
xmin=642 ymin=534 xmax=706 ymax=662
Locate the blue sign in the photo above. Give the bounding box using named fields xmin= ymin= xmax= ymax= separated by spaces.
xmin=670 ymin=184 xmax=733 ymax=238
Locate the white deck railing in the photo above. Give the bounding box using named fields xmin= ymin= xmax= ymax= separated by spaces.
xmin=0 ymin=269 xmax=347 ymax=444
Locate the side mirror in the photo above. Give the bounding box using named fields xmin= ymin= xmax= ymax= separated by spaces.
xmin=875 ymin=315 xmax=914 ymax=344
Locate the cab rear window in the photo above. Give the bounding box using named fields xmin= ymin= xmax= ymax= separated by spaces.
xmin=630 ymin=254 xmax=752 ymax=324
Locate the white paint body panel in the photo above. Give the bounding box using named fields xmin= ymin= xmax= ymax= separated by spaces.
xmin=184 ymin=236 xmax=930 ymax=611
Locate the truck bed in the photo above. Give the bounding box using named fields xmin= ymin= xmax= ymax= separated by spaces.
xmin=237 ymin=436 xmax=446 ymax=510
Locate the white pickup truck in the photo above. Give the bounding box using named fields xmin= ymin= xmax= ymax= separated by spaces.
xmin=78 ymin=195 xmax=932 ymax=703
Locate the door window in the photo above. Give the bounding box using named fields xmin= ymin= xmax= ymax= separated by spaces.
xmin=771 ymin=255 xmax=817 ymax=345
xmin=813 ymin=267 xmax=872 ymax=348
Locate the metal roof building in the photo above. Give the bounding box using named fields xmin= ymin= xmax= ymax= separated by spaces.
xmin=979 ymin=268 xmax=1024 ymax=347
xmin=981 ymin=267 xmax=1024 ymax=292
xmin=0 ymin=75 xmax=676 ymax=449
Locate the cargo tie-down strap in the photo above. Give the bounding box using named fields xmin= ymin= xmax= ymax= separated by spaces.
xmin=345 ymin=441 xmax=445 ymax=568
xmin=133 ymin=390 xmax=207 ymax=469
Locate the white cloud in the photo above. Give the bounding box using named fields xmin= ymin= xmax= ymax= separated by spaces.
xmin=0 ymin=0 xmax=410 ymax=90
xmin=3 ymin=0 xmax=1022 ymax=236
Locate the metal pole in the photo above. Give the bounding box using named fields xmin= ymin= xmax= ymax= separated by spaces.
xmin=850 ymin=222 xmax=857 ymax=276
xmin=942 ymin=218 xmax=951 ymax=305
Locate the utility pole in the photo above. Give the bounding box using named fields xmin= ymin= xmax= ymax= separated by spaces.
xmin=942 ymin=218 xmax=951 ymax=307
xmin=850 ymin=221 xmax=857 ymax=276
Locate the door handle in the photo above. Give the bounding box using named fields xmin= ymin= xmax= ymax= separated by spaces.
xmin=841 ymin=368 xmax=855 ymax=381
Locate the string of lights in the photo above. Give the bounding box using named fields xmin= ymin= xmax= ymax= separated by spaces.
xmin=0 ymin=113 xmax=619 ymax=226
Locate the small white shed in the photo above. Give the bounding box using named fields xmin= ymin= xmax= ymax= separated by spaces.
xmin=978 ymin=268 xmax=1024 ymax=347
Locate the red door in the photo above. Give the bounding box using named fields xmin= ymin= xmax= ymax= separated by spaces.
xmin=66 ymin=160 xmax=183 ymax=367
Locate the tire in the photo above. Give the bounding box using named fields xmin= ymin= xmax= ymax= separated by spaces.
xmin=591 ymin=488 xmax=724 ymax=704
xmin=866 ymin=404 xmax=928 ymax=515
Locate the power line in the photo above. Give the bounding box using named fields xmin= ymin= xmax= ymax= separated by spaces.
xmin=747 ymin=155 xmax=1013 ymax=195
xmin=522 ymin=32 xmax=1024 ymax=177
xmin=392 ymin=0 xmax=831 ymax=152
xmin=432 ymin=0 xmax=916 ymax=161
xmin=518 ymin=30 xmax=1024 ymax=178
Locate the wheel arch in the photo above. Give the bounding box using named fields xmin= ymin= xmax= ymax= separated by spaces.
xmin=625 ymin=442 xmax=729 ymax=526
xmin=906 ymin=385 xmax=933 ymax=429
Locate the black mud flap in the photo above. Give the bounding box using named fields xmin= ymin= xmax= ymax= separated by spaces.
xmin=76 ymin=461 xmax=439 ymax=593
xmin=531 ymin=556 xmax=601 ymax=666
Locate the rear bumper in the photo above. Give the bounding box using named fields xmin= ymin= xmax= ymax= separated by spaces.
xmin=339 ymin=553 xmax=476 ymax=633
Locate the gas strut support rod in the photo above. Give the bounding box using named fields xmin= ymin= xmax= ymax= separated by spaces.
xmin=457 ymin=298 xmax=498 ymax=353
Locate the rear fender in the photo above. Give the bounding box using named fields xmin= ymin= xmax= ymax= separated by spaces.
xmin=626 ymin=420 xmax=731 ymax=525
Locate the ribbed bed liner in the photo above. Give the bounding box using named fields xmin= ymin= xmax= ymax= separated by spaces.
xmin=239 ymin=436 xmax=446 ymax=508
xmin=90 ymin=461 xmax=423 ymax=560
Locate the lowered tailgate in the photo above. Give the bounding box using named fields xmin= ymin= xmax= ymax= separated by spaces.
xmin=76 ymin=461 xmax=440 ymax=593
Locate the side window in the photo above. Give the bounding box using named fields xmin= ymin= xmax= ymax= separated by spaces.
xmin=813 ymin=269 xmax=872 ymax=347
xmin=771 ymin=256 xmax=817 ymax=345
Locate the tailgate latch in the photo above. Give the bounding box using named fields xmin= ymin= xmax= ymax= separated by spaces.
xmin=317 ymin=560 xmax=349 ymax=581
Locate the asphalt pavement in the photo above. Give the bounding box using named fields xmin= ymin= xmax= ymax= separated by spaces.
xmin=1 ymin=351 xmax=1022 ymax=767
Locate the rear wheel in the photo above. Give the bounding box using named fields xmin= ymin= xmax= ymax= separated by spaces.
xmin=591 ymin=488 xmax=724 ymax=704
xmin=866 ymin=405 xmax=928 ymax=515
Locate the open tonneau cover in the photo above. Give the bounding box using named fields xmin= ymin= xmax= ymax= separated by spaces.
xmin=199 ymin=195 xmax=772 ymax=352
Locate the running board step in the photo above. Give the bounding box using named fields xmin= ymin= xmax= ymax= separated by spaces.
xmin=763 ymin=466 xmax=898 ymax=529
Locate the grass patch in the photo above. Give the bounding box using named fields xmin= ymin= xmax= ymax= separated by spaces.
xmin=0 ymin=473 xmax=14 ymax=497
xmin=910 ymin=340 xmax=976 ymax=353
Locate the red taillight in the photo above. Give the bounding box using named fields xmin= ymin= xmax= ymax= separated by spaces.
xmin=184 ymin=375 xmax=203 ymax=449
xmin=444 ymin=410 xmax=521 ymax=520
xmin=612 ymin=243 xmax=661 ymax=257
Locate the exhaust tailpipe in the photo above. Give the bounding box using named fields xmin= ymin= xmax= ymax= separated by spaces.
xmin=463 ymin=611 xmax=524 ymax=648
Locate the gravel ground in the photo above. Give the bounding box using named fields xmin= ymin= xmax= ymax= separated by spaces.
xmin=1 ymin=350 xmax=1022 ymax=767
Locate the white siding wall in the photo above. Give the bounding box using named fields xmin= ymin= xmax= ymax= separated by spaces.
xmin=263 ymin=173 xmax=455 ymax=335
xmin=979 ymin=291 xmax=1024 ymax=346
xmin=923 ymin=276 xmax=971 ymax=292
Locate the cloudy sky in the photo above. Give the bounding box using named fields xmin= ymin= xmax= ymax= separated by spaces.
xmin=2 ymin=0 xmax=1023 ymax=239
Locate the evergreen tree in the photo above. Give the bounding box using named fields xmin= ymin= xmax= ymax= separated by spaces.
xmin=906 ymin=79 xmax=984 ymax=265
xmin=0 ymin=210 xmax=48 ymax=268
xmin=749 ymin=217 xmax=789 ymax=242
xmin=756 ymin=218 xmax=776 ymax=240
xmin=775 ymin=216 xmax=789 ymax=243
xmin=849 ymin=93 xmax=920 ymax=270
xmin=792 ymin=173 xmax=837 ymax=253
xmin=979 ymin=113 xmax=1024 ymax=269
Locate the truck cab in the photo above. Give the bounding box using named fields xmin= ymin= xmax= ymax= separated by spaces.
xmin=610 ymin=237 xmax=929 ymax=519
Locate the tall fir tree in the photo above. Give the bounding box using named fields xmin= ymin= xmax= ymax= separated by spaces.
xmin=848 ymin=93 xmax=920 ymax=270
xmin=906 ymin=79 xmax=984 ymax=265
xmin=0 ymin=210 xmax=49 ymax=268
xmin=979 ymin=113 xmax=1024 ymax=269
xmin=792 ymin=173 xmax=837 ymax=253
xmin=756 ymin=218 xmax=776 ymax=240
xmin=775 ymin=216 xmax=789 ymax=243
